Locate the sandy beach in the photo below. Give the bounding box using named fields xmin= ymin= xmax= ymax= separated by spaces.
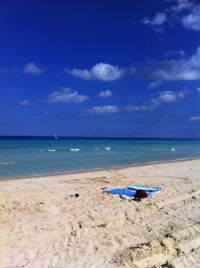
xmin=0 ymin=159 xmax=200 ymax=268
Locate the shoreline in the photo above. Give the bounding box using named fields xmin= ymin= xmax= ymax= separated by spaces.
xmin=1 ymin=156 xmax=200 ymax=182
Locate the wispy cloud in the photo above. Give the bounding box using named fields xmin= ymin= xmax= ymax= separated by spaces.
xmin=182 ymin=5 xmax=200 ymax=31
xmin=23 ymin=62 xmax=43 ymax=75
xmin=65 ymin=63 xmax=124 ymax=81
xmin=170 ymin=0 xmax=194 ymax=12
xmin=85 ymin=90 xmax=187 ymax=115
xmin=141 ymin=12 xmax=167 ymax=27
xmin=18 ymin=100 xmax=33 ymax=106
xmin=197 ymin=87 xmax=200 ymax=92
xmin=188 ymin=116 xmax=200 ymax=121
xmin=125 ymin=104 xmax=149 ymax=112
xmin=46 ymin=87 xmax=89 ymax=104
xmin=141 ymin=46 xmax=200 ymax=81
xmin=125 ymin=90 xmax=187 ymax=112
xmin=98 ymin=90 xmax=113 ymax=98
xmin=87 ymin=105 xmax=119 ymax=114
xmin=165 ymin=50 xmax=186 ymax=57
xmin=141 ymin=0 xmax=200 ymax=32
xmin=149 ymin=80 xmax=163 ymax=88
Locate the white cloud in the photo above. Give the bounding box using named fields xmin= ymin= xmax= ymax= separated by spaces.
xmin=65 ymin=63 xmax=123 ymax=81
xmin=153 ymin=13 xmax=166 ymax=25
xmin=143 ymin=46 xmax=200 ymax=81
xmin=188 ymin=116 xmax=200 ymax=121
xmin=98 ymin=90 xmax=113 ymax=98
xmin=65 ymin=68 xmax=91 ymax=80
xmin=18 ymin=100 xmax=32 ymax=106
xmin=197 ymin=87 xmax=200 ymax=92
xmin=87 ymin=105 xmax=119 ymax=114
xmin=46 ymin=88 xmax=89 ymax=104
xmin=171 ymin=0 xmax=194 ymax=12
xmin=182 ymin=5 xmax=200 ymax=31
xmin=84 ymin=90 xmax=186 ymax=115
xmin=125 ymin=90 xmax=187 ymax=112
xmin=141 ymin=0 xmax=200 ymax=32
xmin=157 ymin=91 xmax=177 ymax=102
xmin=125 ymin=105 xmax=149 ymax=112
xmin=23 ymin=62 xmax=43 ymax=75
xmin=155 ymin=90 xmax=186 ymax=105
xmin=141 ymin=12 xmax=167 ymax=26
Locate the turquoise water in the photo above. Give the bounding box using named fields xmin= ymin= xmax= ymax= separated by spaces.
xmin=0 ymin=137 xmax=200 ymax=179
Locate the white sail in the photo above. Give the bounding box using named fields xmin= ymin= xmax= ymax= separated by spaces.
xmin=54 ymin=133 xmax=58 ymax=140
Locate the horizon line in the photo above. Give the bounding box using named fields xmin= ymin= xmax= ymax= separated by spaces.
xmin=0 ymin=135 xmax=200 ymax=140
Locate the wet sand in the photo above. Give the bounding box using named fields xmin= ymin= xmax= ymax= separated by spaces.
xmin=0 ymin=159 xmax=200 ymax=267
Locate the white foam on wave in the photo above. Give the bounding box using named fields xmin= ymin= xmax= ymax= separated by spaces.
xmin=69 ymin=148 xmax=80 ymax=152
xmin=104 ymin=147 xmax=111 ymax=151
xmin=0 ymin=161 xmax=15 ymax=165
xmin=40 ymin=149 xmax=56 ymax=152
xmin=94 ymin=148 xmax=99 ymax=151
xmin=171 ymin=147 xmax=176 ymax=152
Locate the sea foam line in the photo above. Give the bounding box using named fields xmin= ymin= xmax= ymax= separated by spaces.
xmin=39 ymin=147 xmax=112 ymax=152
xmin=0 ymin=161 xmax=15 ymax=165
xmin=69 ymin=148 xmax=80 ymax=152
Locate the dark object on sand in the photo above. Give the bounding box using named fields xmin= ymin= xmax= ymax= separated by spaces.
xmin=70 ymin=193 xmax=79 ymax=198
xmin=134 ymin=190 xmax=148 ymax=201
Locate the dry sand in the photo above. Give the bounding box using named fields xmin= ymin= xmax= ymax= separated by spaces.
xmin=0 ymin=159 xmax=200 ymax=268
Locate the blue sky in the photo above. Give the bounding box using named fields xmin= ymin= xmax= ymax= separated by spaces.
xmin=1 ymin=0 xmax=200 ymax=138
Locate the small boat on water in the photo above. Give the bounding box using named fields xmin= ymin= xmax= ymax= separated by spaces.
xmin=54 ymin=133 xmax=58 ymax=140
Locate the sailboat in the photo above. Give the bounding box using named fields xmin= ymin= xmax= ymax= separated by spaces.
xmin=54 ymin=133 xmax=58 ymax=140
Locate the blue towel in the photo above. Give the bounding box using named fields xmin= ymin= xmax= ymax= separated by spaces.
xmin=128 ymin=185 xmax=163 ymax=192
xmin=103 ymin=188 xmax=136 ymax=197
xmin=103 ymin=185 xmax=163 ymax=198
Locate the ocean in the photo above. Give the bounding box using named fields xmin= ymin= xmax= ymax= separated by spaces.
xmin=0 ymin=137 xmax=200 ymax=179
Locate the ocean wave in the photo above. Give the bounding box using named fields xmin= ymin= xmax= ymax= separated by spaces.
xmin=0 ymin=161 xmax=15 ymax=165
xmin=69 ymin=148 xmax=80 ymax=152
xmin=40 ymin=149 xmax=56 ymax=152
xmin=39 ymin=147 xmax=111 ymax=152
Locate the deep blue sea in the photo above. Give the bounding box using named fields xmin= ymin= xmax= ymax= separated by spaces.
xmin=0 ymin=137 xmax=200 ymax=179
